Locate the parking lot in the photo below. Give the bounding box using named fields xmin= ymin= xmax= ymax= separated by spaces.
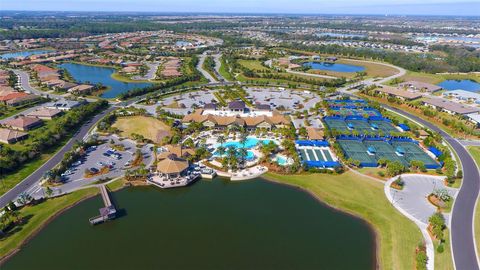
xmin=32 ymin=136 xmax=154 ymax=196
xmin=245 ymin=87 xmax=321 ymax=111
xmin=161 ymin=90 xmax=218 ymax=115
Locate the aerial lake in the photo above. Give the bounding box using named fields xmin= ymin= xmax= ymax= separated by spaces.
xmin=438 ymin=79 xmax=480 ymax=92
xmin=0 ymin=50 xmax=54 ymax=59
xmin=58 ymin=63 xmax=153 ymax=98
xmin=304 ymin=62 xmax=366 ymax=73
xmin=2 ymin=178 xmax=374 ymax=270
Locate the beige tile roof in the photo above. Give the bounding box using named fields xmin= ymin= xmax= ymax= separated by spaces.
xmin=156 ymin=154 xmax=188 ymax=174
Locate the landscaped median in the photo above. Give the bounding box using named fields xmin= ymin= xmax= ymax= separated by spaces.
xmin=263 ymin=170 xmax=423 ymax=270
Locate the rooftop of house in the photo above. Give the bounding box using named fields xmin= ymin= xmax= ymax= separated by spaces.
xmin=3 ymin=116 xmax=42 ymax=128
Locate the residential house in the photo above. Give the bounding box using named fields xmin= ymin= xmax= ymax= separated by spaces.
xmin=3 ymin=116 xmax=43 ymax=131
xmin=0 ymin=128 xmax=28 ymax=144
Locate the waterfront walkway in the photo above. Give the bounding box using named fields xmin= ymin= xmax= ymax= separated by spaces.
xmin=89 ymin=185 xmax=117 ymax=225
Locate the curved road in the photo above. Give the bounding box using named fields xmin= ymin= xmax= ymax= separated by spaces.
xmin=0 ymin=106 xmax=115 ymax=208
xmin=384 ymin=104 xmax=480 ymax=270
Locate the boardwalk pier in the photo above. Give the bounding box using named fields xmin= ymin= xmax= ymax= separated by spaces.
xmin=89 ymin=185 xmax=117 ymax=225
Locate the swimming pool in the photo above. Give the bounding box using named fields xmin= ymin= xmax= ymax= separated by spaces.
xmin=276 ymin=156 xmax=288 ymax=166
xmin=213 ymin=150 xmax=256 ymax=161
xmin=220 ymin=137 xmax=273 ymax=149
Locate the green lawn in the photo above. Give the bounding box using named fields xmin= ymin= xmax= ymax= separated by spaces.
xmin=264 ymin=170 xmax=423 ymax=270
xmin=467 ymin=146 xmax=480 ymax=262
xmin=219 ymin=57 xmax=235 ymax=81
xmin=238 ymin=59 xmax=270 ymax=71
xmin=434 ymin=229 xmax=454 ymax=270
xmin=396 ymin=71 xmax=480 ymax=85
xmin=0 ymin=188 xmax=99 ymax=259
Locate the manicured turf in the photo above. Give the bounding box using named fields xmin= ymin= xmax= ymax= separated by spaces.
xmin=434 ymin=229 xmax=454 ymax=270
xmin=467 ymin=146 xmax=480 ymax=261
xmin=112 ymin=115 xmax=170 ymax=142
xmin=339 ymin=59 xmax=399 ymax=78
xmin=397 ymin=71 xmax=480 ymax=85
xmin=264 ymin=170 xmax=423 ymax=270
xmin=0 ymin=188 xmax=99 ymax=259
xmin=238 ymin=59 xmax=270 ymax=71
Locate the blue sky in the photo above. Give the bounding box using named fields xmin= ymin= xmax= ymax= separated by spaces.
xmin=3 ymin=0 xmax=480 ymax=16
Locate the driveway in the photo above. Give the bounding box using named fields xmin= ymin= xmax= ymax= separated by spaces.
xmin=389 ymin=174 xmax=456 ymax=225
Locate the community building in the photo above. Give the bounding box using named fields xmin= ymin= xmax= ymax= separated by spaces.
xmin=182 ymin=101 xmax=290 ymax=131
xmin=423 ymin=97 xmax=480 ymax=115
xmin=398 ymin=81 xmax=442 ymax=93
xmin=373 ymin=86 xmax=422 ymax=100
xmin=443 ymin=90 xmax=480 ymax=104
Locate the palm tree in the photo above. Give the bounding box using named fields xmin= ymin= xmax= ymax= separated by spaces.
xmin=217 ymin=146 xmax=226 ymax=157
xmin=238 ymin=148 xmax=248 ymax=167
xmin=239 ymin=132 xmax=248 ymax=147
xmin=216 ymin=135 xmax=226 ymax=145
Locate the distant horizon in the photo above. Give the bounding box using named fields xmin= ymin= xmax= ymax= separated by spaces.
xmin=2 ymin=0 xmax=480 ymax=16
xmin=2 ymin=10 xmax=480 ymax=18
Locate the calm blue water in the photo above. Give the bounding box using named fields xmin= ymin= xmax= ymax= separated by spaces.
xmin=58 ymin=63 xmax=153 ymax=98
xmin=213 ymin=150 xmax=255 ymax=160
xmin=438 ymin=80 xmax=480 ymax=92
xmin=304 ymin=62 xmax=365 ymax=73
xmin=276 ymin=156 xmax=287 ymax=165
xmin=0 ymin=50 xmax=53 ymax=59
xmin=221 ymin=137 xmax=273 ymax=149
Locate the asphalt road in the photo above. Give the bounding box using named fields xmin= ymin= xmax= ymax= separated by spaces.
xmin=13 ymin=69 xmax=64 ymax=99
xmin=384 ymin=104 xmax=480 ymax=270
xmin=197 ymin=51 xmax=218 ymax=83
xmin=0 ymin=106 xmax=115 ymax=208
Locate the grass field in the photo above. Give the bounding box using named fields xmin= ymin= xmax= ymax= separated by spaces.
xmin=467 ymin=146 xmax=480 ymax=261
xmin=397 ymin=71 xmax=480 ymax=85
xmin=219 ymin=57 xmax=235 ymax=81
xmin=112 ymin=115 xmax=170 ymax=142
xmin=264 ymin=170 xmax=423 ymax=270
xmin=0 ymin=188 xmax=99 ymax=259
xmin=340 ymin=59 xmax=400 ymax=78
xmin=435 ymin=229 xmax=454 ymax=270
xmin=238 ymin=59 xmax=270 ymax=71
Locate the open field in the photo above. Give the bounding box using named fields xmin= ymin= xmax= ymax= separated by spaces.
xmin=0 ymin=188 xmax=99 ymax=259
xmin=238 ymin=59 xmax=270 ymax=71
xmin=468 ymin=146 xmax=480 ymax=260
xmin=112 ymin=115 xmax=170 ymax=142
xmin=219 ymin=57 xmax=235 ymax=81
xmin=396 ymin=71 xmax=480 ymax=85
xmin=340 ymin=59 xmax=399 ymax=78
xmin=264 ymin=170 xmax=423 ymax=270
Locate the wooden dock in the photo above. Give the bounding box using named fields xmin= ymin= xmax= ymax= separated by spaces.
xmin=89 ymin=185 xmax=117 ymax=225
